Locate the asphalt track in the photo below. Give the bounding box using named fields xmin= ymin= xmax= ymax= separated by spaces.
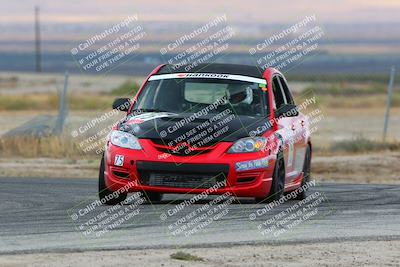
xmin=0 ymin=177 xmax=399 ymax=254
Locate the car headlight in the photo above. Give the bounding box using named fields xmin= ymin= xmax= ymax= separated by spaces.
xmin=228 ymin=137 xmax=266 ymax=153
xmin=110 ymin=130 xmax=142 ymax=150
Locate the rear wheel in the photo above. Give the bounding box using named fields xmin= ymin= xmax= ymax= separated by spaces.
xmin=98 ymin=154 xmax=127 ymax=205
xmin=255 ymin=151 xmax=285 ymax=203
xmin=295 ymin=145 xmax=311 ymax=200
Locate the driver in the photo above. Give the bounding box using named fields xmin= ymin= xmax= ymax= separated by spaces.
xmin=226 ymin=83 xmax=255 ymax=115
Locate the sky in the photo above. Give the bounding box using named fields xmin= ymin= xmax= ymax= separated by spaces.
xmin=1 ymin=0 xmax=400 ymax=24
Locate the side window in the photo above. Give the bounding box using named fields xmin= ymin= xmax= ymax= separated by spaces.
xmin=278 ymin=76 xmax=294 ymax=104
xmin=134 ymin=80 xmax=159 ymax=109
xmin=272 ymin=76 xmax=286 ymax=110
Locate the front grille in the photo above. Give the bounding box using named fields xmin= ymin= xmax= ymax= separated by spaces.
xmin=137 ymin=161 xmax=228 ymax=189
xmin=150 ymin=139 xmax=215 ymax=156
xmin=140 ymin=172 xmax=226 ymax=189
xmin=155 ymin=146 xmax=212 ymax=156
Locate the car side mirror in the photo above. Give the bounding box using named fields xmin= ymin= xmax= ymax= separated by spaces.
xmin=275 ymin=104 xmax=299 ymax=118
xmin=112 ymin=98 xmax=131 ymax=112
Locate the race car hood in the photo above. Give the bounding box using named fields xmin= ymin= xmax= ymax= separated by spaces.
xmin=117 ymin=112 xmax=271 ymax=146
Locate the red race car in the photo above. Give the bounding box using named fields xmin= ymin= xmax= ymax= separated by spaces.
xmin=99 ymin=63 xmax=312 ymax=204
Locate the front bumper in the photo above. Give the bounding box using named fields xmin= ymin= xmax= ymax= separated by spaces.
xmin=104 ymin=139 xmax=276 ymax=198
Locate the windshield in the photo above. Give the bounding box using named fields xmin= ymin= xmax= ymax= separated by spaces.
xmin=132 ymin=78 xmax=268 ymax=117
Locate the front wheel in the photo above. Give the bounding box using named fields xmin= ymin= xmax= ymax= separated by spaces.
xmin=255 ymin=151 xmax=285 ymax=203
xmin=98 ymin=154 xmax=127 ymax=205
xmin=143 ymin=191 xmax=163 ymax=203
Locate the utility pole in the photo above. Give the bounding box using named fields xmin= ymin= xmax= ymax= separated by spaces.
xmin=383 ymin=66 xmax=395 ymax=142
xmin=35 ymin=6 xmax=41 ymax=72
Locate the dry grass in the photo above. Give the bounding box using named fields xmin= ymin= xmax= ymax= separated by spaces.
xmin=311 ymin=137 xmax=400 ymax=156
xmin=315 ymin=94 xmax=400 ymax=109
xmin=111 ymin=80 xmax=140 ymax=96
xmin=170 ymin=251 xmax=204 ymax=262
xmin=0 ymin=93 xmax=115 ymax=111
xmin=297 ymin=81 xmax=400 ymax=109
xmin=330 ymin=137 xmax=400 ymax=153
xmin=0 ymin=79 xmax=140 ymax=111
xmin=0 ymin=94 xmax=58 ymax=110
xmin=0 ymin=136 xmax=84 ymax=158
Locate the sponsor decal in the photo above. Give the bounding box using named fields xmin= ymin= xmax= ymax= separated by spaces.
xmin=259 ymin=83 xmax=267 ymax=91
xmin=235 ymin=157 xmax=269 ymax=172
xmin=126 ymin=112 xmax=176 ymax=124
xmin=148 ymin=73 xmax=267 ymax=85
xmin=114 ymin=155 xmax=124 ymax=166
xmin=126 ymin=119 xmax=145 ymax=124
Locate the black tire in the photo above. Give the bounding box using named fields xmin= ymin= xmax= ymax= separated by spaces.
xmin=143 ymin=191 xmax=163 ymax=203
xmin=295 ymin=145 xmax=311 ymax=200
xmin=255 ymin=151 xmax=285 ymax=203
xmin=98 ymin=154 xmax=127 ymax=205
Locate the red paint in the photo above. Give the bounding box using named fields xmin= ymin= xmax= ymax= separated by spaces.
xmin=104 ymin=66 xmax=312 ymax=198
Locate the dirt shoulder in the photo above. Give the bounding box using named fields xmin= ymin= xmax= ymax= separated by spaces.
xmin=1 ymin=240 xmax=399 ymax=267
xmin=0 ymin=158 xmax=99 ymax=179
xmin=313 ymin=152 xmax=400 ymax=184
xmin=1 ymin=152 xmax=400 ymax=184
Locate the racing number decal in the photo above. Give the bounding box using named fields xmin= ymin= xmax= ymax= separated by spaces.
xmin=114 ymin=155 xmax=124 ymax=166
xmin=287 ymin=142 xmax=294 ymax=167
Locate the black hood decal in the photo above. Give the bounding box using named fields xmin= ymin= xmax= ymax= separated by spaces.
xmin=118 ymin=112 xmax=271 ymax=147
